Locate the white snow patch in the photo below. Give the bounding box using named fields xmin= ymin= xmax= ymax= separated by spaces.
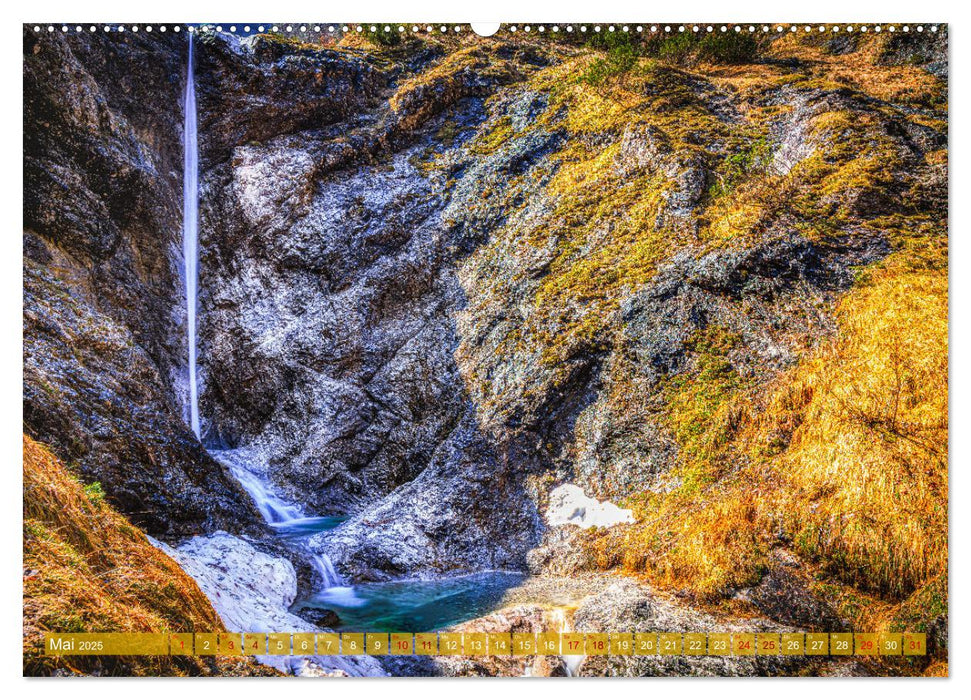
xmin=546 ymin=484 xmax=635 ymax=529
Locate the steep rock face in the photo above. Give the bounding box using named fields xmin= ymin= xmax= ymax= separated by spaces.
xmin=317 ymin=412 xmax=540 ymax=579
xmin=23 ymin=28 xmax=264 ymax=537
xmin=24 ymin=28 xmax=186 ymax=393
xmin=194 ymin=33 xmax=387 ymax=165
xmin=194 ymin=36 xmax=548 ymax=576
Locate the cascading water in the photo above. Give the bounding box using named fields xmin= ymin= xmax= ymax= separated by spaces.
xmin=182 ymin=32 xmax=201 ymax=439
xmin=548 ymin=607 xmax=584 ymax=677
xmin=169 ymin=29 xmax=551 ymax=664
xmin=179 ymin=35 xmax=341 ymax=592
xmin=213 ymin=449 xmax=345 ymax=589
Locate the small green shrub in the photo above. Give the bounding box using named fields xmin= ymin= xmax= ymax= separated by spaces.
xmin=709 ymin=137 xmax=772 ymax=198
xmin=364 ymin=25 xmax=402 ymax=47
xmin=579 ymin=33 xmax=639 ymax=85
xmin=82 ymin=481 xmax=105 ymax=504
xmin=585 ymin=29 xmax=636 ymax=52
xmin=642 ymin=31 xmax=759 ymax=66
xmin=656 ymin=33 xmax=697 ymax=65
xmin=697 ymin=32 xmax=759 ymax=64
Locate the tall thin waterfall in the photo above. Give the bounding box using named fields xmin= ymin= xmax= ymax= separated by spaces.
xmin=179 ymin=33 xmax=343 ymax=593
xmin=182 ymin=32 xmax=201 ymax=438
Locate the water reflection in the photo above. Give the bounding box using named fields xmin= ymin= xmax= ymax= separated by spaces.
xmin=297 ymin=571 xmax=526 ymax=632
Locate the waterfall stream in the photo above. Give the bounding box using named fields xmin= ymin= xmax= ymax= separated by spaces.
xmin=182 ymin=31 xmax=200 ymax=438
xmin=177 ymin=33 xmax=523 ymax=639
xmin=549 ymin=607 xmax=585 ymax=677
xmin=180 ymin=35 xmax=341 ymax=592
xmin=213 ymin=449 xmax=345 ymax=589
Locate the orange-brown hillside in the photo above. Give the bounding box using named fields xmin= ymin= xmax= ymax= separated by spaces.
xmin=23 ymin=434 xmax=275 ymax=676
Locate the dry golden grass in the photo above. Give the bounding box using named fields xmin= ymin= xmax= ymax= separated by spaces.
xmin=765 ymin=34 xmax=944 ymax=107
xmin=775 ymin=253 xmax=947 ymax=596
xmin=583 ymin=237 xmax=947 ymax=657
xmin=23 ymin=435 xmax=275 ymax=676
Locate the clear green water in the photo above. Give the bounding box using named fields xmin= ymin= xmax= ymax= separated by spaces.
xmin=296 ymin=571 xmax=527 ymax=632
xmin=270 ymin=515 xmax=348 ymax=541
xmin=276 ymin=514 xmax=524 ymax=632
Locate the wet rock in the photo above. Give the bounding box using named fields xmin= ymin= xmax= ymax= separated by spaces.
xmin=313 ymin=413 xmax=539 ymax=579
xmin=23 ymin=255 xmax=264 ymax=538
xmin=200 ymin=145 xmax=478 ymax=521
xmin=295 ymin=607 xmax=340 ymax=628
xmin=23 ymin=28 xmax=186 ymax=390
xmin=193 ymin=40 xmax=560 ymax=580
xmin=152 ymin=532 xmax=384 ymax=677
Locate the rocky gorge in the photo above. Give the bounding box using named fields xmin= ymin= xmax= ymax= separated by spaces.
xmin=23 ymin=24 xmax=948 ymax=677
